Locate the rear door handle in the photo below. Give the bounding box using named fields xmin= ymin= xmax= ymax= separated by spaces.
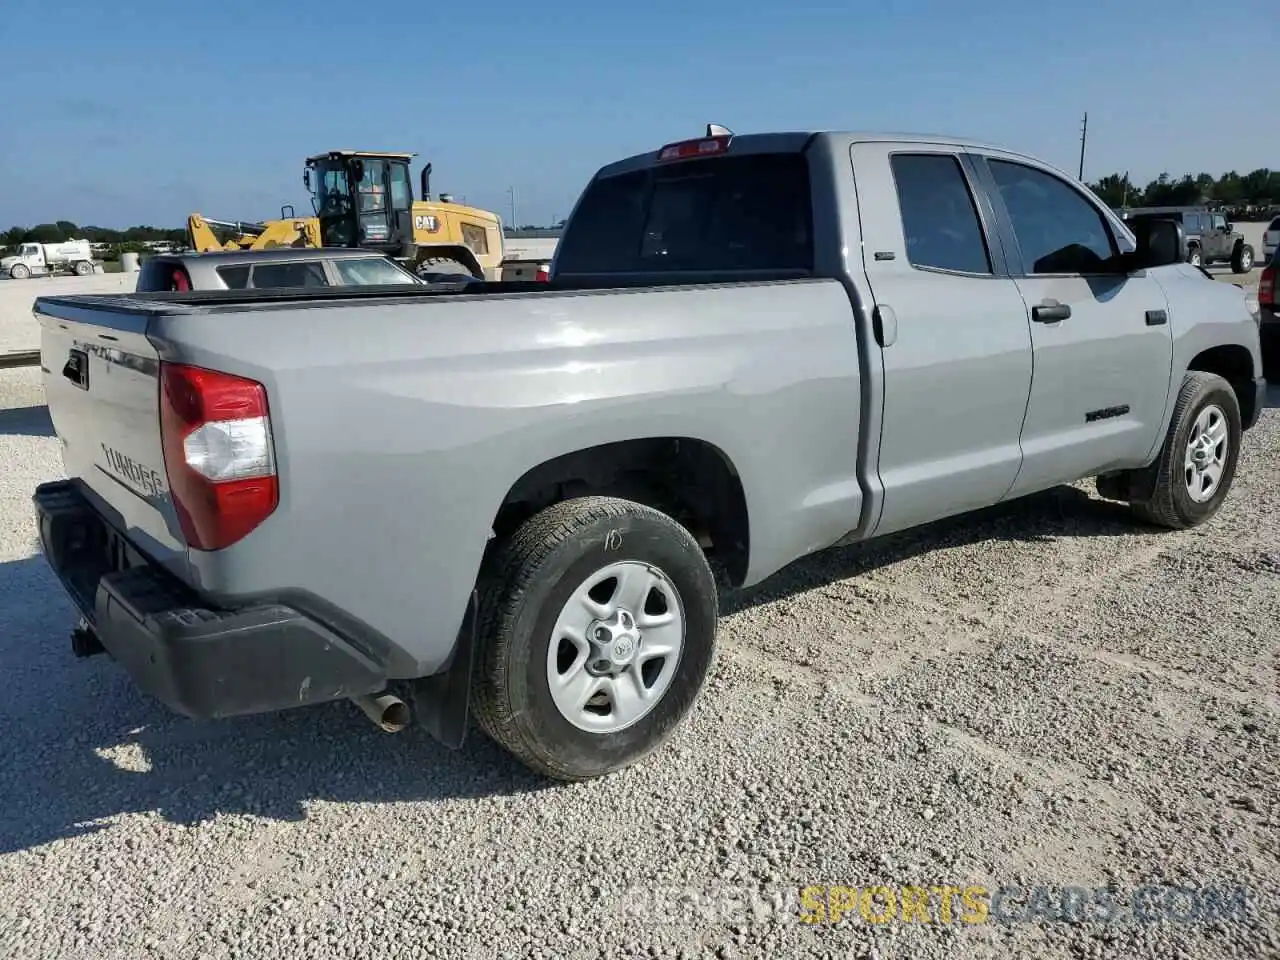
xmin=1145 ymin=309 xmax=1168 ymax=326
xmin=1031 ymin=301 xmax=1071 ymax=323
xmin=872 ymin=304 xmax=898 ymax=347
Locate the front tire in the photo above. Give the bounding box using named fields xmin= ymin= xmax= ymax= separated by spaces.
xmin=10 ymin=263 xmax=30 ymax=280
xmin=1130 ymin=371 xmax=1241 ymax=529
xmin=1231 ymin=243 xmax=1254 ymax=274
xmin=471 ymin=496 xmax=719 ymax=781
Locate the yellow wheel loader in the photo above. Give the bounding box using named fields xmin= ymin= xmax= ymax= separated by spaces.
xmin=187 ymin=151 xmax=507 ymax=280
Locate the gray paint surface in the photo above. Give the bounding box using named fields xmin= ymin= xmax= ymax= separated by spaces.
xmin=32 ymin=130 xmax=1265 ymax=679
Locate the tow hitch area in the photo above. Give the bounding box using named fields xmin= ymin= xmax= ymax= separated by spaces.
xmin=70 ymin=618 xmax=105 ymax=658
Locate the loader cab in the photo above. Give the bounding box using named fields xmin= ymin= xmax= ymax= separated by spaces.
xmin=304 ymin=151 xmax=415 ymax=258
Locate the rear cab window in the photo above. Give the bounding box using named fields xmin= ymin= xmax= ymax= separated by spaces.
xmin=555 ymin=151 xmax=813 ymax=275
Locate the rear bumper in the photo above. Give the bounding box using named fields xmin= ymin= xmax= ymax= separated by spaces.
xmin=33 ymin=480 xmax=387 ymax=719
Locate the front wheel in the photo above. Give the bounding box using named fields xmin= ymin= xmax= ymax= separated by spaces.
xmin=9 ymin=263 xmax=30 ymax=280
xmin=1130 ymin=371 xmax=1242 ymax=529
xmin=1231 ymin=244 xmax=1254 ymax=274
xmin=471 ymin=496 xmax=719 ymax=781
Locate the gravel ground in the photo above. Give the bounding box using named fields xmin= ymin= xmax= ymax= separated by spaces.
xmin=0 ymin=365 xmax=1277 ymax=960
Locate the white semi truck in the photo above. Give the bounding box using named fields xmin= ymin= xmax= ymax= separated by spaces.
xmin=1 ymin=239 xmax=96 ymax=279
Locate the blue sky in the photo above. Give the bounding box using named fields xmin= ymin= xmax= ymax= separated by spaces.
xmin=1 ymin=0 xmax=1275 ymax=229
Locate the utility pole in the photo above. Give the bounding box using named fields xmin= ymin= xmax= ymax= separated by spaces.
xmin=507 ymin=186 xmax=517 ymax=230
xmin=1078 ymin=112 xmax=1088 ymax=181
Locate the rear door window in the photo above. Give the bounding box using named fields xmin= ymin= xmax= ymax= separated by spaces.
xmin=889 ymin=153 xmax=992 ymax=274
xmin=216 ymin=265 xmax=251 ymax=289
xmin=555 ymin=152 xmax=813 ymax=274
xmin=249 ymin=261 xmax=330 ymax=288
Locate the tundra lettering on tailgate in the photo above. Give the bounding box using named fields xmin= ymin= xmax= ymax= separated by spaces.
xmin=100 ymin=444 xmax=167 ymax=498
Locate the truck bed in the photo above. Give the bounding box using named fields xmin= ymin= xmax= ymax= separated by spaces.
xmin=33 ymin=277 xmax=866 ymax=677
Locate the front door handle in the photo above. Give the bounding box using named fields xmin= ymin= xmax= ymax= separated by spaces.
xmin=1145 ymin=309 xmax=1168 ymax=326
xmin=1031 ymin=301 xmax=1071 ymax=323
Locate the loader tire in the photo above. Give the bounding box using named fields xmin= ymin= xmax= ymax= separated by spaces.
xmin=418 ymin=257 xmax=480 ymax=284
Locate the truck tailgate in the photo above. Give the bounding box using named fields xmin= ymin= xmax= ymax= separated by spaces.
xmin=37 ymin=298 xmax=189 ymax=573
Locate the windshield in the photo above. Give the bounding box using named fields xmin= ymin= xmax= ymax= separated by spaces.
xmin=310 ymin=157 xmax=400 ymax=247
xmin=332 ymin=257 xmax=419 ymax=285
xmin=310 ymin=159 xmax=351 ymax=217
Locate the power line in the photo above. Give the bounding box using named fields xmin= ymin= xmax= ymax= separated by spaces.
xmin=1078 ymin=112 xmax=1088 ymax=181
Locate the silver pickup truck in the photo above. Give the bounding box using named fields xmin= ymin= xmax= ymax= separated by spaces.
xmin=31 ymin=128 xmax=1266 ymax=782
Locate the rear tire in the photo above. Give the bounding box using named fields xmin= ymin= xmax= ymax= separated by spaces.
xmin=471 ymin=496 xmax=719 ymax=781
xmin=73 ymin=260 xmax=93 ymax=276
xmin=1129 ymin=371 xmax=1241 ymax=529
xmin=1230 ymin=243 xmax=1254 ymax=274
xmin=1187 ymin=246 xmax=1202 ymax=267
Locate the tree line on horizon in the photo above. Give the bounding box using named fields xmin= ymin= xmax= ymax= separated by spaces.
xmin=1087 ymin=168 xmax=1278 ymax=212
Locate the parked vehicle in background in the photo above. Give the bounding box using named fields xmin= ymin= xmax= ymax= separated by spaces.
xmin=1259 ymin=244 xmax=1277 ymax=362
xmin=31 ymin=127 xmax=1265 ymax=783
xmin=134 ymin=248 xmax=426 ymax=291
xmin=1118 ymin=206 xmax=1254 ymax=272
xmin=1262 ymin=215 xmax=1280 ymax=262
xmin=2 ymin=239 xmax=97 ymax=279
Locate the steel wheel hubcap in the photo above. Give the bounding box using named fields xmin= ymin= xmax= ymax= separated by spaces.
xmin=547 ymin=560 xmax=685 ymax=733
xmin=1184 ymin=403 xmax=1229 ymax=503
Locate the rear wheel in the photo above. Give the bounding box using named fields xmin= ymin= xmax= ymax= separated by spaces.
xmin=1187 ymin=245 xmax=1202 ymax=267
xmin=1129 ymin=371 xmax=1241 ymax=529
xmin=1231 ymin=243 xmax=1254 ymax=274
xmin=9 ymin=263 xmax=30 ymax=280
xmin=471 ymin=496 xmax=719 ymax=781
xmin=73 ymin=260 xmax=93 ymax=276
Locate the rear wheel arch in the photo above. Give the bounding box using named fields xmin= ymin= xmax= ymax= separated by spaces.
xmin=490 ymin=437 xmax=751 ymax=588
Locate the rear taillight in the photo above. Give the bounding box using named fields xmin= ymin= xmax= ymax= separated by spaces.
xmin=159 ymin=363 xmax=278 ymax=551
xmin=535 ymin=264 xmax=550 ymax=282
xmin=1260 ymin=266 xmax=1275 ymax=307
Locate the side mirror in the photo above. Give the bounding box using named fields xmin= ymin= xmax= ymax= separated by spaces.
xmin=1129 ymin=217 xmax=1185 ymax=269
xmin=303 ymin=169 xmax=311 ymax=191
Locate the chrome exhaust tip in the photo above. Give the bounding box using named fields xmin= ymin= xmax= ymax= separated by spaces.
xmin=351 ymin=692 xmax=410 ymax=733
